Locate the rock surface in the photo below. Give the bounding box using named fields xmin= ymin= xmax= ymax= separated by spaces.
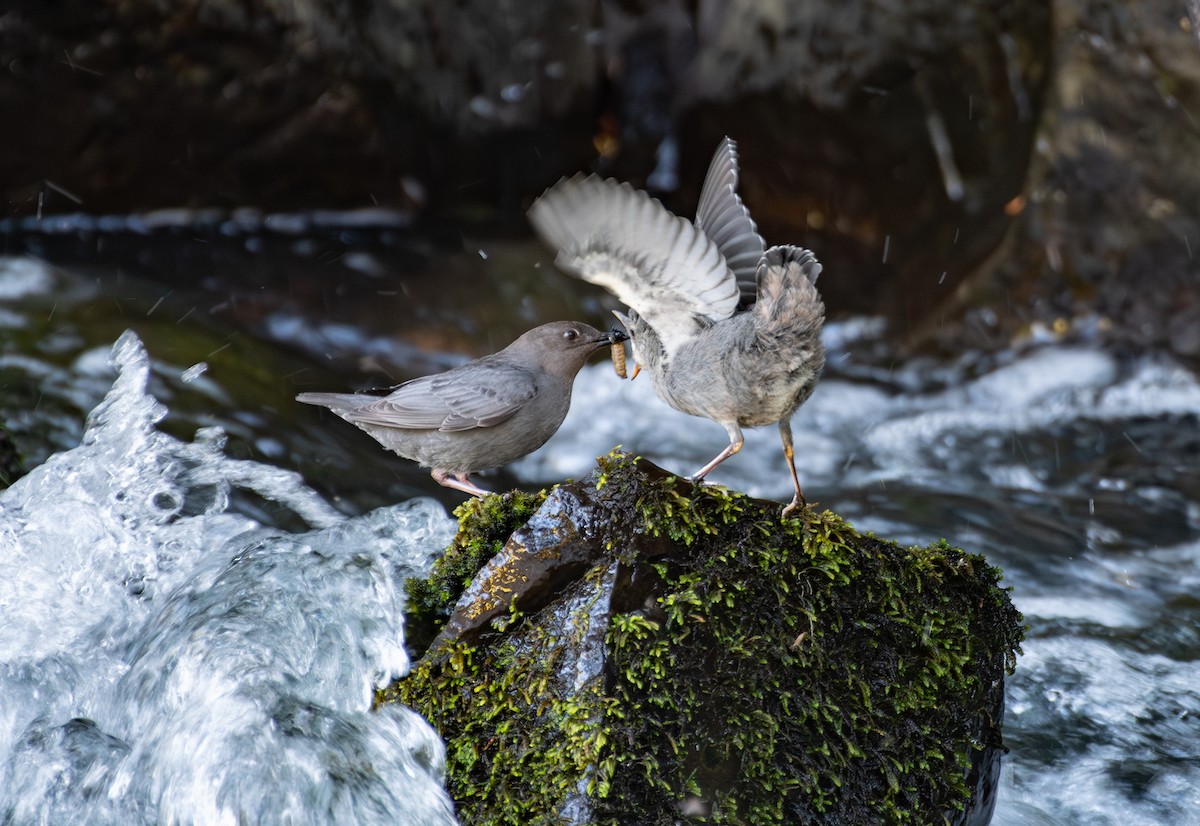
xmin=383 ymin=452 xmax=1024 ymax=825
xmin=1 ymin=0 xmax=1049 ymax=328
xmin=935 ymin=0 xmax=1200 ymax=364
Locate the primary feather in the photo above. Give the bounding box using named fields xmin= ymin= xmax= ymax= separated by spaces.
xmin=694 ymin=137 xmax=766 ymax=306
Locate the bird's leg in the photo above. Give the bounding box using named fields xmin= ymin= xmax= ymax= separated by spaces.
xmin=431 ymin=468 xmax=492 ymax=498
xmin=690 ymin=423 xmax=744 ymax=483
xmin=779 ymin=419 xmax=806 ymax=517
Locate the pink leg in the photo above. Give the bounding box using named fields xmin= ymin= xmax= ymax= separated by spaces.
xmin=431 ymin=468 xmax=492 ymax=497
xmin=690 ymin=422 xmax=744 ymax=482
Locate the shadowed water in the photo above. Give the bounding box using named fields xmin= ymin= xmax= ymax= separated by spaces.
xmin=2 ymin=255 xmax=1197 ymax=823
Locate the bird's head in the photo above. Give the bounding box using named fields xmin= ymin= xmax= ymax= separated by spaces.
xmin=515 ymin=321 xmax=628 ymax=377
xmin=612 ymin=310 xmax=665 ymax=380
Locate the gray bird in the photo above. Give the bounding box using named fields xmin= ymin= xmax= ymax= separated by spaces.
xmin=297 ymin=322 xmax=627 ymax=497
xmin=528 ymin=137 xmax=825 ymax=515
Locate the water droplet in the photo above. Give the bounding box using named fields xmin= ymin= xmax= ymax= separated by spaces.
xmin=181 ymin=363 xmax=207 ymax=383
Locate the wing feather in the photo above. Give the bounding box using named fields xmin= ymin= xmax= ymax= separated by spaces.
xmin=529 ymin=174 xmax=738 ymax=357
xmin=694 ymin=137 xmax=765 ymax=306
xmin=306 ymin=364 xmax=537 ymax=432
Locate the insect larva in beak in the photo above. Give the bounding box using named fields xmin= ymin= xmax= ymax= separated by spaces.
xmin=611 ymin=341 xmax=627 ymax=379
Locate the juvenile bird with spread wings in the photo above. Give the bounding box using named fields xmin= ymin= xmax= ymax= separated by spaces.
xmin=528 ymin=138 xmax=825 ymax=515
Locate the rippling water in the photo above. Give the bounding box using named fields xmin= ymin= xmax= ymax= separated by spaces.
xmin=2 ymin=254 xmax=1197 ymax=823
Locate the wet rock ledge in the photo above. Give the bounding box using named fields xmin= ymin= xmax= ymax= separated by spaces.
xmin=378 ymin=451 xmax=1024 ymax=825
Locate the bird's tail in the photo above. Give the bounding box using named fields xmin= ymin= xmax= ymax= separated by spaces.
xmin=753 ymin=245 xmax=824 ymax=343
xmin=295 ymin=392 xmax=374 ymax=412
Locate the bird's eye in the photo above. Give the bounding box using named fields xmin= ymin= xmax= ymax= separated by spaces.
xmin=562 ymin=329 xmax=578 ymax=341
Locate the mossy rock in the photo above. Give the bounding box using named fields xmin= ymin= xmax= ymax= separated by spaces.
xmin=379 ymin=451 xmax=1024 ymax=825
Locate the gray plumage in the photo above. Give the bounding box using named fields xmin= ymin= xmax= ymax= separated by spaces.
xmin=528 ymin=137 xmax=826 ymax=515
xmin=297 ymin=322 xmax=625 ymax=497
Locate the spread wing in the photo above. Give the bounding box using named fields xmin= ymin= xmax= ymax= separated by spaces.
xmin=694 ymin=137 xmax=765 ymax=307
xmin=529 ymin=173 xmax=739 ymax=357
xmin=298 ymin=362 xmax=537 ymax=432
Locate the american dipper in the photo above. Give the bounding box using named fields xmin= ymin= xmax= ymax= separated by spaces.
xmin=297 ymin=322 xmax=627 ymax=497
xmin=528 ymin=137 xmax=825 ymax=515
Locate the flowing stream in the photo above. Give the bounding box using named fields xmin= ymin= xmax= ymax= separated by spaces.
xmin=1 ymin=249 xmax=1197 ymax=824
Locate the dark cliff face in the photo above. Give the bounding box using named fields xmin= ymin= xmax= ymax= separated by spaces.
xmin=3 ymin=0 xmax=1049 ymax=337
xmin=5 ymin=0 xmax=1195 ymax=362
xmin=384 ymin=451 xmax=1024 ymax=825
xmin=0 ymin=0 xmax=599 ymax=217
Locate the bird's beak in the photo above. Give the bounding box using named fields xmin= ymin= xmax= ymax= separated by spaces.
xmin=601 ymin=328 xmax=629 ymax=345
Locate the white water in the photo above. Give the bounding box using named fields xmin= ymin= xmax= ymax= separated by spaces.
xmin=519 ymin=322 xmax=1200 ymax=502
xmin=0 ymin=331 xmax=459 ymax=825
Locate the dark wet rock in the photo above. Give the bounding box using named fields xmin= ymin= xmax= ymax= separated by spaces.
xmin=0 ymin=425 xmax=22 ymax=489
xmin=0 ymin=0 xmax=596 ymax=217
xmin=2 ymin=0 xmax=1049 ymax=300
xmin=383 ymin=451 xmax=1024 ymax=825
xmin=6 ymin=0 xmax=1190 ymax=364
xmin=922 ymin=0 xmax=1200 ymax=365
xmin=658 ymin=0 xmax=1052 ymax=338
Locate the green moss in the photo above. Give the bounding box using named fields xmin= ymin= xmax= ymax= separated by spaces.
xmin=383 ymin=451 xmax=1024 ymax=825
xmin=403 ymin=489 xmax=547 ymax=655
xmin=385 ymin=563 xmax=621 ymax=824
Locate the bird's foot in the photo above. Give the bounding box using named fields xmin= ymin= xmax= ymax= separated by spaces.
xmin=781 ymin=493 xmax=807 ymax=519
xmin=432 ymin=469 xmax=493 ymax=498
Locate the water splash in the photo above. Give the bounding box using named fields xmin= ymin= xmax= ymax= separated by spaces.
xmin=0 ymin=331 xmax=460 ymax=825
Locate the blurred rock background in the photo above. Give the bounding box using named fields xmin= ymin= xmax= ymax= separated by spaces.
xmin=1 ymin=0 xmax=1198 ymax=359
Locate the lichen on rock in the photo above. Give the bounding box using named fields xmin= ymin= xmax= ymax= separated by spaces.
xmin=378 ymin=450 xmax=1024 ymax=825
